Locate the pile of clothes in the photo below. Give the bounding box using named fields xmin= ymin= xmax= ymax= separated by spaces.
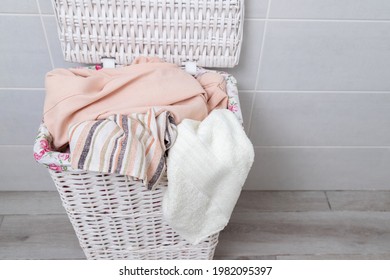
xmin=34 ymin=57 xmax=254 ymax=244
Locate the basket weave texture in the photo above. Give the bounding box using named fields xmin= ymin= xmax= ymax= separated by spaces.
xmin=53 ymin=0 xmax=244 ymax=67
xmin=48 ymin=0 xmax=244 ymax=260
xmin=50 ymin=170 xmax=219 ymax=259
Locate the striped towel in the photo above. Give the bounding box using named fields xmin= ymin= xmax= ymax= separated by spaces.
xmin=68 ymin=109 xmax=177 ymax=190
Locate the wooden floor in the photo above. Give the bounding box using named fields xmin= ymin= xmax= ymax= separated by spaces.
xmin=1 ymin=190 xmax=390 ymax=260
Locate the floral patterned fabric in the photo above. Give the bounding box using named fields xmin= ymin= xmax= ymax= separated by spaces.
xmin=34 ymin=66 xmax=243 ymax=170
xmin=34 ymin=123 xmax=72 ymax=171
xmin=224 ymin=74 xmax=243 ymax=125
xmin=195 ymin=68 xmax=243 ymax=125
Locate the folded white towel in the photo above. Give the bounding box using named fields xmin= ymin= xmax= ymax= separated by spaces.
xmin=162 ymin=109 xmax=254 ymax=244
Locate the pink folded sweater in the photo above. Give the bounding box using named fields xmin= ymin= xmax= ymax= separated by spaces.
xmin=44 ymin=57 xmax=228 ymax=149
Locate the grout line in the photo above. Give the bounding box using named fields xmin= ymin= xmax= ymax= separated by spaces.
xmin=253 ymin=146 xmax=390 ymax=149
xmin=241 ymin=189 xmax=371 ymax=192
xmin=239 ymin=90 xmax=258 ymax=93
xmin=253 ymin=0 xmax=272 ymax=91
xmin=243 ymin=189 xmax=390 ymax=192
xmin=239 ymin=90 xmax=390 ymax=93
xmin=245 ymin=92 xmax=256 ymax=136
xmin=275 ymin=254 xmax=390 ymax=260
xmin=243 ymin=188 xmax=390 ymax=192
xmin=36 ymin=0 xmax=55 ymax=69
xmin=0 ymin=13 xmax=41 ymax=16
xmin=0 ymin=145 xmax=34 ymax=148
xmin=256 ymin=90 xmax=390 ymax=93
xmin=246 ymin=0 xmax=272 ymax=134
xmin=0 ymin=190 xmax=59 ymax=194
xmin=0 ymin=88 xmax=45 ymax=91
xmin=245 ymin=18 xmax=390 ymax=23
xmin=324 ymin=191 xmax=332 ymax=211
xmin=245 ymin=18 xmax=267 ymax=21
xmin=0 ymin=213 xmax=67 ymax=217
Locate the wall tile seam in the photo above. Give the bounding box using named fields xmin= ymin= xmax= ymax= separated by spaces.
xmin=0 ymin=145 xmax=35 ymax=148
xmin=252 ymin=146 xmax=390 ymax=149
xmin=249 ymin=0 xmax=272 ymax=140
xmin=0 ymin=13 xmax=42 ymax=16
xmin=36 ymin=0 xmax=55 ymax=69
xmin=239 ymin=90 xmax=390 ymax=94
xmin=0 ymin=88 xmax=45 ymax=91
xmin=245 ymin=18 xmax=390 ymax=23
xmin=0 ymin=14 xmax=55 ymax=17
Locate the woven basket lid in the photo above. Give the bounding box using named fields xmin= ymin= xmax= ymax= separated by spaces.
xmin=52 ymin=0 xmax=244 ymax=67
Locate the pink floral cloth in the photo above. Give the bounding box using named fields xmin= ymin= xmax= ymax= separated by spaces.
xmin=34 ymin=67 xmax=242 ymax=169
xmin=34 ymin=124 xmax=72 ymax=171
xmin=196 ymin=68 xmax=243 ymax=125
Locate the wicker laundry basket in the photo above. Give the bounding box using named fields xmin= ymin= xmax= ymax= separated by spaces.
xmin=48 ymin=0 xmax=244 ymax=260
xmin=49 ymin=170 xmax=219 ymax=259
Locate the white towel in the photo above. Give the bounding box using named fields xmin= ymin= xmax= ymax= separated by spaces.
xmin=162 ymin=109 xmax=254 ymax=244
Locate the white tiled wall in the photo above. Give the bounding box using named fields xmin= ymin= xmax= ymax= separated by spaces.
xmin=0 ymin=0 xmax=389 ymax=191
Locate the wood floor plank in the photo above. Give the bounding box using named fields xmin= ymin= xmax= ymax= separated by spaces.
xmin=214 ymin=255 xmax=277 ymax=260
xmin=276 ymin=254 xmax=390 ymax=260
xmin=327 ymin=191 xmax=390 ymax=211
xmin=2 ymin=191 xmax=390 ymax=260
xmin=235 ymin=191 xmax=330 ymax=212
xmin=0 ymin=215 xmax=85 ymax=259
xmin=215 ymin=211 xmax=390 ymax=257
xmin=0 ymin=192 xmax=65 ymax=215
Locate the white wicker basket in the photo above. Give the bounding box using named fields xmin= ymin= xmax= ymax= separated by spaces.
xmin=53 ymin=0 xmax=244 ymax=67
xmin=48 ymin=0 xmax=244 ymax=260
xmin=49 ymin=170 xmax=219 ymax=259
